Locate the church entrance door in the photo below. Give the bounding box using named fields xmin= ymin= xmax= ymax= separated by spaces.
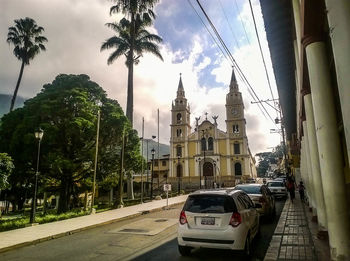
xmin=203 ymin=162 xmax=214 ymax=189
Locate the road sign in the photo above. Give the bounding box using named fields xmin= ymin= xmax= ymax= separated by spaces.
xmin=163 ymin=184 xmax=171 ymax=191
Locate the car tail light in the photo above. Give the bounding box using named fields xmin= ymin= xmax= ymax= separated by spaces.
xmin=229 ymin=212 xmax=242 ymax=227
xmin=259 ymin=197 xmax=266 ymax=204
xmin=179 ymin=210 xmax=188 ymax=225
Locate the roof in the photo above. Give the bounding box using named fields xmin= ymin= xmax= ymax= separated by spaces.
xmin=259 ymin=0 xmax=296 ymax=140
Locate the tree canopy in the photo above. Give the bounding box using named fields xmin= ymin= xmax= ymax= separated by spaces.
xmin=0 ymin=74 xmax=143 ymax=213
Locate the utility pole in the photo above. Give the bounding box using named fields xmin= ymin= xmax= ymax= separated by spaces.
xmin=251 ymin=99 xmax=288 ymax=175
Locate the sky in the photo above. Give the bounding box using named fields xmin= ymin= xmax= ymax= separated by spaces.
xmin=0 ymin=0 xmax=282 ymax=157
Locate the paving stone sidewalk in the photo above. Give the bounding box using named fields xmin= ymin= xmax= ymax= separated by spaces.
xmin=264 ymin=197 xmax=318 ymax=261
xmin=0 ymin=195 xmax=188 ymax=253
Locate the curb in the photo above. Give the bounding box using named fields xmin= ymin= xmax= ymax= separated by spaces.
xmin=0 ymin=201 xmax=185 ymax=254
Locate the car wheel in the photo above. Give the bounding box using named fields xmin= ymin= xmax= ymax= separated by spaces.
xmin=178 ymin=245 xmax=191 ymax=256
xmin=244 ymin=233 xmax=252 ymax=257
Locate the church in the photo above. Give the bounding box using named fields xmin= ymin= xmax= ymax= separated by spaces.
xmin=169 ymin=68 xmax=257 ymax=190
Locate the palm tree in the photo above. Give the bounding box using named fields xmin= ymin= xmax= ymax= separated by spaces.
xmin=7 ymin=17 xmax=48 ymax=112
xmin=101 ymin=16 xmax=163 ymax=126
xmin=107 ymin=0 xmax=160 ymax=126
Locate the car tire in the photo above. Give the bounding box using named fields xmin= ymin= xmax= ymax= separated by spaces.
xmin=178 ymin=245 xmax=191 ymax=256
xmin=244 ymin=233 xmax=252 ymax=257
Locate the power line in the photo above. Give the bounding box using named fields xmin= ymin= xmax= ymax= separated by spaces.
xmin=248 ymin=0 xmax=275 ymax=102
xmin=194 ymin=0 xmax=276 ymax=125
xmin=234 ymin=0 xmax=251 ymax=45
xmin=186 ymin=0 xmax=230 ymax=62
xmin=218 ymin=0 xmax=240 ymax=50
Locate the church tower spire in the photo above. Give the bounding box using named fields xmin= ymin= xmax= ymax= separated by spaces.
xmin=177 ymin=73 xmax=185 ymax=98
xmin=229 ymin=67 xmax=239 ymax=92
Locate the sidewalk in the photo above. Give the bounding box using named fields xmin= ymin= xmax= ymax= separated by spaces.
xmin=264 ymin=194 xmax=329 ymax=260
xmin=0 ymin=195 xmax=188 ymax=253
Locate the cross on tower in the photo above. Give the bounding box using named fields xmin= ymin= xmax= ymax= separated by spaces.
xmin=204 ymin=112 xmax=208 ymax=120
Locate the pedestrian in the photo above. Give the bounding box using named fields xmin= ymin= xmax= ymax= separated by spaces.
xmin=286 ymin=177 xmax=296 ymax=203
xmin=298 ymin=181 xmax=305 ymax=202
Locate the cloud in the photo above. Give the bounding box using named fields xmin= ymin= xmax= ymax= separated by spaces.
xmin=0 ymin=0 xmax=282 ymax=158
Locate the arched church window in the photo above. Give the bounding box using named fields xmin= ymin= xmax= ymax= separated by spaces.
xmin=177 ymin=113 xmax=182 ymax=123
xmin=234 ymin=143 xmax=240 ymax=154
xmin=235 ymin=162 xmax=242 ymax=176
xmin=176 ymin=129 xmax=182 ymax=137
xmin=233 ymin=124 xmax=239 ymax=133
xmin=208 ymin=137 xmax=214 ymax=151
xmin=201 ymin=137 xmax=207 ymax=151
xmin=176 ymin=145 xmax=182 ymax=157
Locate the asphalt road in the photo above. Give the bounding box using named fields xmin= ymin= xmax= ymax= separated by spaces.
xmin=133 ymin=199 xmax=286 ymax=261
xmin=0 ymin=199 xmax=285 ymax=261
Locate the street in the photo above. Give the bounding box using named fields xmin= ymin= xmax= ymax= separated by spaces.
xmin=0 ymin=199 xmax=285 ymax=261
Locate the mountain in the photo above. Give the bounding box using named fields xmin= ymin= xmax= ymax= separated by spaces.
xmin=141 ymin=139 xmax=170 ymax=160
xmin=0 ymin=94 xmax=26 ymax=117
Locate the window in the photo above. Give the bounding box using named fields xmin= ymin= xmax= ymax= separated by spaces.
xmin=233 ymin=124 xmax=239 ymax=133
xmin=201 ymin=137 xmax=207 ymax=151
xmin=162 ymin=160 xmax=166 ymax=166
xmin=234 ymin=143 xmax=240 ymax=154
xmin=176 ymin=113 xmax=182 ymax=123
xmin=183 ymin=195 xmax=236 ymax=213
xmin=208 ymin=137 xmax=214 ymax=151
xmin=154 ymin=160 xmax=158 ymax=167
xmin=235 ymin=162 xmax=242 ymax=175
xmin=176 ymin=129 xmax=182 ymax=137
xmin=176 ymin=145 xmax=182 ymax=157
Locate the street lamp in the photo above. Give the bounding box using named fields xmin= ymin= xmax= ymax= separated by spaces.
xmin=196 ymin=157 xmax=202 ymax=189
xmin=145 ymin=135 xmax=156 ymax=196
xmin=30 ymin=128 xmax=44 ymax=224
xmin=91 ymin=102 xmax=101 ymax=213
xmin=150 ymin=148 xmax=155 ymax=199
xmin=177 ymin=155 xmax=181 ymax=194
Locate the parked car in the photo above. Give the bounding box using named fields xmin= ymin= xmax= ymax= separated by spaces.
xmin=267 ymin=181 xmax=288 ymax=199
xmin=234 ymin=184 xmax=275 ymax=218
xmin=177 ymin=189 xmax=260 ymax=257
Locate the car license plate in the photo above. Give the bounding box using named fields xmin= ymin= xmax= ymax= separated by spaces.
xmin=201 ymin=217 xmax=215 ymax=225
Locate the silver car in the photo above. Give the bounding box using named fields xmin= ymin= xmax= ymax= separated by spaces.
xmin=234 ymin=184 xmax=275 ymax=218
xmin=177 ymin=189 xmax=260 ymax=257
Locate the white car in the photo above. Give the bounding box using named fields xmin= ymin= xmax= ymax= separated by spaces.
xmin=177 ymin=189 xmax=260 ymax=257
xmin=267 ymin=181 xmax=288 ymax=199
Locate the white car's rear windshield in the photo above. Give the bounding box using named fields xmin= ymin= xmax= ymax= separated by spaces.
xmin=183 ymin=195 xmax=237 ymax=213
xmin=267 ymin=182 xmax=284 ymax=187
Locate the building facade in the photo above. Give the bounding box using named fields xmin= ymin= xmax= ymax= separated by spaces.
xmin=169 ymin=70 xmax=257 ymax=190
xmin=259 ymin=0 xmax=350 ymax=259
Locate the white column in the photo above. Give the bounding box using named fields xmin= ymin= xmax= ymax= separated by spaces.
xmin=325 ymin=0 xmax=350 ymax=164
xmin=304 ymin=94 xmax=327 ymax=231
xmin=292 ymin=0 xmax=301 ymax=57
xmin=306 ymin=41 xmax=350 ymax=259
xmin=302 ymin=121 xmax=317 ymax=216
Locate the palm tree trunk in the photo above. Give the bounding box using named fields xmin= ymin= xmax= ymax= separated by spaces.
xmin=126 ymin=13 xmax=135 ymax=127
xmin=10 ymin=60 xmax=25 ymax=112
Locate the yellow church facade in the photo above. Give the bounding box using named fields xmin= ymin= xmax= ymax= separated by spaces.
xmin=169 ymin=69 xmax=257 ymax=190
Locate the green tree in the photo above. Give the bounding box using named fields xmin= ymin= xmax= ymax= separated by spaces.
xmin=6 ymin=17 xmax=48 ymax=112
xmin=0 ymin=153 xmax=14 ymax=191
xmin=102 ymin=0 xmax=162 ymax=126
xmin=0 ymin=74 xmax=143 ymax=213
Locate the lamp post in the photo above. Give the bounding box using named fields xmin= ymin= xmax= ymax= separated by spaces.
xmin=196 ymin=157 xmax=202 ymax=189
xmin=201 ymin=129 xmax=207 ymax=189
xmin=150 ymin=148 xmax=155 ymax=199
xmin=91 ymin=103 xmax=101 ymax=212
xmin=30 ymin=128 xmax=44 ymax=224
xmin=177 ymin=156 xmax=181 ymax=194
xmin=145 ymin=136 xmax=156 ymax=196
